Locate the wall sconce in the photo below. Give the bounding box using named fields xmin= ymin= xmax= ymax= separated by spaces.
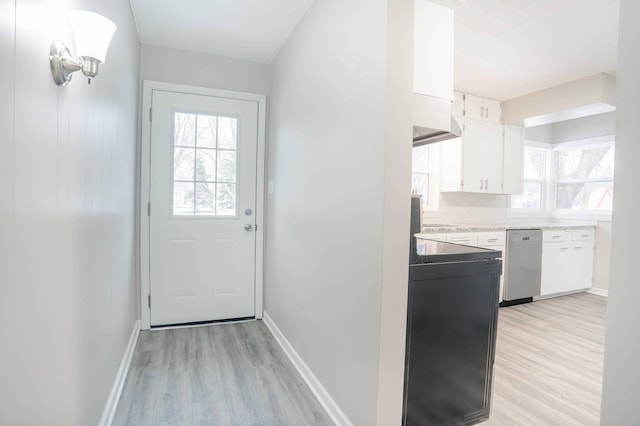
xmin=50 ymin=10 xmax=116 ymax=87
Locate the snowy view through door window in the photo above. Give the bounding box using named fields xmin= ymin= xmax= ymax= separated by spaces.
xmin=172 ymin=112 xmax=238 ymax=216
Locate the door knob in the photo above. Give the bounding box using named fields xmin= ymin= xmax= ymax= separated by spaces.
xmin=244 ymin=224 xmax=254 ymax=232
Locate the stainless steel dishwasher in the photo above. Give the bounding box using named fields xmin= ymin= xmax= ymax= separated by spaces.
xmin=501 ymin=229 xmax=543 ymax=306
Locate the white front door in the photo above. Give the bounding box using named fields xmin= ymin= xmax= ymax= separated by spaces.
xmin=149 ymin=89 xmax=258 ymax=326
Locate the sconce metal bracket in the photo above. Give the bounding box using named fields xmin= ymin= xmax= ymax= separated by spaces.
xmin=49 ymin=40 xmax=82 ymax=87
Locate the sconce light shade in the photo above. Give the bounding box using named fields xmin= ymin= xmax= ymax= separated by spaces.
xmin=50 ymin=10 xmax=117 ymax=87
xmin=69 ymin=10 xmax=116 ymax=64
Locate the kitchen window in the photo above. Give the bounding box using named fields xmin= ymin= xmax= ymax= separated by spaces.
xmin=511 ymin=146 xmax=548 ymax=210
xmin=554 ymin=141 xmax=615 ymax=212
xmin=510 ymin=138 xmax=615 ymax=219
xmin=411 ymin=144 xmax=439 ymax=212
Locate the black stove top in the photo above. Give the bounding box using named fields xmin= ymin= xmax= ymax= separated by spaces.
xmin=410 ymin=238 xmax=501 ymax=265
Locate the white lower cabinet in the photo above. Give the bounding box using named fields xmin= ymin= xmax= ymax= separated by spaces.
xmin=418 ymin=227 xmax=594 ymax=300
xmin=570 ymin=240 xmax=594 ymax=291
xmin=541 ymin=241 xmax=572 ymax=295
xmin=541 ymin=228 xmax=594 ymax=296
xmin=475 ymin=231 xmax=506 ymax=302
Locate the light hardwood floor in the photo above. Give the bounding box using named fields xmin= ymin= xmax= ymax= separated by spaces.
xmin=112 ymin=321 xmax=333 ymax=426
xmin=483 ymin=293 xmax=607 ymax=425
xmin=114 ymin=293 xmax=606 ymax=425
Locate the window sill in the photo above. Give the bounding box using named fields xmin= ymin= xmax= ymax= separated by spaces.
xmin=551 ymin=211 xmax=612 ymax=222
xmin=507 ymin=209 xmax=552 ymax=220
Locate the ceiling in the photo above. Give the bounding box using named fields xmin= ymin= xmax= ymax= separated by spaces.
xmin=129 ymin=0 xmax=619 ymax=102
xmin=454 ymin=0 xmax=619 ymax=101
xmin=129 ymin=0 xmax=315 ymax=64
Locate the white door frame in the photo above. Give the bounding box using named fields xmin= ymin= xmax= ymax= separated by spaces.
xmin=139 ymin=80 xmax=266 ymax=330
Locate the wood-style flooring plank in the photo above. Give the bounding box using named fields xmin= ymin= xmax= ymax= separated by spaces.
xmin=482 ymin=293 xmax=606 ymax=425
xmin=112 ymin=321 xmax=333 ymax=426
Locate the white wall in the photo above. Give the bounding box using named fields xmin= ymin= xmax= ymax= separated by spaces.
xmin=502 ymin=73 xmax=616 ymax=126
xmin=265 ymin=0 xmax=413 ymax=424
xmin=601 ymin=0 xmax=640 ymax=422
xmin=526 ymin=111 xmax=616 ymax=143
xmin=140 ymin=44 xmax=270 ymax=95
xmin=376 ymin=0 xmax=414 ymax=423
xmin=551 ymin=111 xmax=616 ymax=143
xmin=0 ymin=1 xmax=140 ymax=424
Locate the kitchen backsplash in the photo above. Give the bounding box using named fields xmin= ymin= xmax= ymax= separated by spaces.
xmin=428 ymin=192 xmax=518 ymax=223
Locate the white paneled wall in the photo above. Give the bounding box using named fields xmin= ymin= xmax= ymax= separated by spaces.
xmin=601 ymin=0 xmax=640 ymax=422
xmin=265 ymin=0 xmax=413 ymax=423
xmin=0 ymin=0 xmax=140 ymax=424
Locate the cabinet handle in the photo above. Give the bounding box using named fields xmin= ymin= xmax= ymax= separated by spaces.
xmin=552 ymin=235 xmax=561 ymax=239
xmin=480 ymin=106 xmax=484 ymax=117
xmin=488 ymin=238 xmax=498 ymax=242
xmin=484 ymin=106 xmax=489 ymax=118
xmin=574 ymin=246 xmax=583 ymax=250
xmin=485 ymin=178 xmax=489 ymax=190
xmin=560 ymin=247 xmax=569 ymax=251
xmin=581 ymin=234 xmax=590 ymax=237
xmin=480 ymin=178 xmax=484 ymax=190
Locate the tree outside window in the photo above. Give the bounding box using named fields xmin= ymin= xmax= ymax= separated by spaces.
xmin=555 ymin=143 xmax=614 ymax=211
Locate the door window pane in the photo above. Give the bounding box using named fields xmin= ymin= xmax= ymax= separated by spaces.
xmin=172 ymin=112 xmax=238 ymax=216
xmin=196 ymin=114 xmax=217 ymax=148
xmin=195 ymin=149 xmax=216 ymax=182
xmin=217 ymin=150 xmax=237 ymax=182
xmin=218 ymin=117 xmax=237 ymax=149
xmin=173 ymin=181 xmax=194 ymax=215
xmin=173 ymin=147 xmax=195 ymax=181
xmin=216 ymin=183 xmax=236 ymax=216
xmin=195 ymin=182 xmax=216 ymax=215
xmin=174 ymin=113 xmax=196 ymax=147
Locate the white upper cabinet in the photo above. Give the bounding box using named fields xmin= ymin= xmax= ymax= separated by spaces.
xmin=463 ymin=94 xmax=502 ymax=123
xmin=413 ymin=0 xmax=454 ymax=101
xmin=502 ymin=125 xmax=525 ymax=195
xmin=441 ymin=118 xmax=504 ymax=194
xmin=441 ymin=91 xmax=525 ymax=195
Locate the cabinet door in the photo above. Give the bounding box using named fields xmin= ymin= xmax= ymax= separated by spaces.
xmin=484 ymin=98 xmax=502 ymax=123
xmin=503 ymin=125 xmax=524 ymax=195
xmin=464 ymin=94 xmax=485 ymax=121
xmin=483 ymin=123 xmax=504 ymax=193
xmin=570 ymin=241 xmax=594 ymax=291
xmin=413 ymin=0 xmax=454 ymax=100
xmin=461 ymin=119 xmax=485 ymax=192
xmin=541 ymin=242 xmax=571 ymax=295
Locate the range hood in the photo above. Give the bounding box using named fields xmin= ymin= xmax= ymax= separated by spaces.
xmin=413 ymin=92 xmax=461 ymax=147
xmin=412 ymin=0 xmax=462 ymax=147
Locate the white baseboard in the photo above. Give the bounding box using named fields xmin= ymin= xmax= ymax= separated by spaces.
xmin=587 ymin=287 xmax=609 ymax=297
xmin=262 ymin=312 xmax=351 ymax=426
xmin=100 ymin=319 xmax=141 ymax=426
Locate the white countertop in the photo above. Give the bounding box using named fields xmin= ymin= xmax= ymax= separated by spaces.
xmin=417 ymin=221 xmax=597 ymax=234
